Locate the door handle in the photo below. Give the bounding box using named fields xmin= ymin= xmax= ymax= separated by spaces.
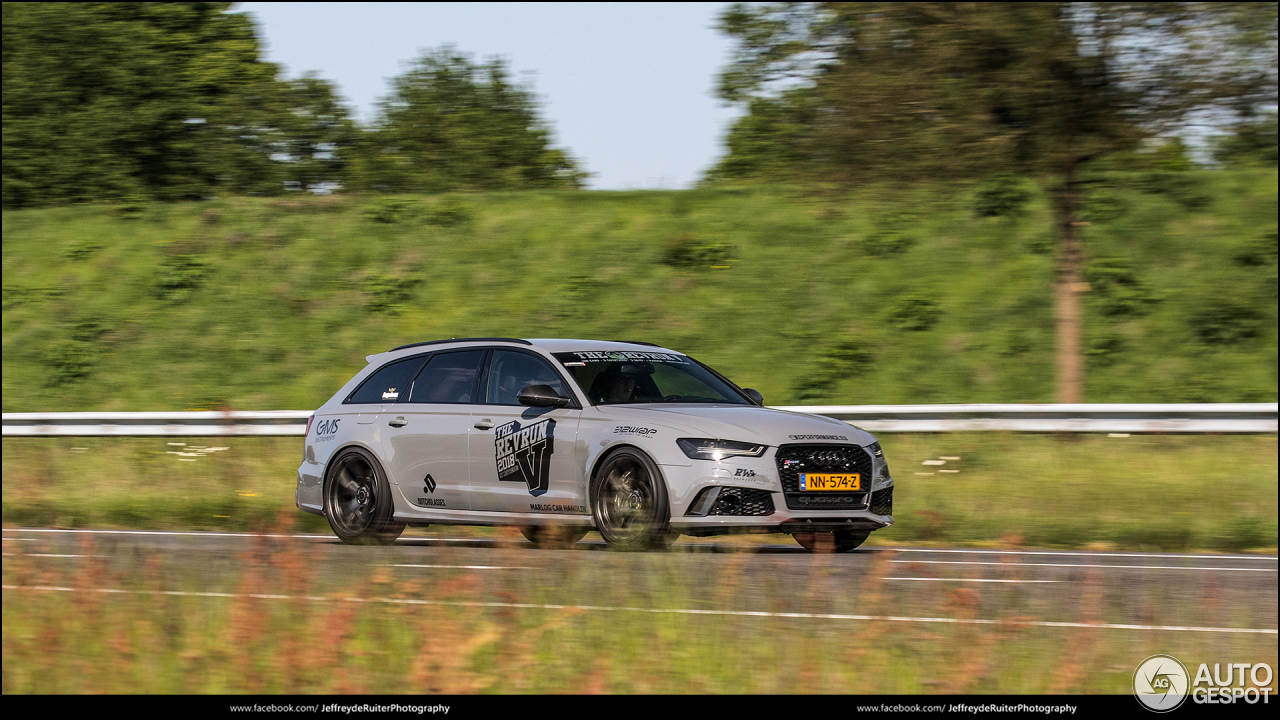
xmin=388 ymin=417 xmax=407 ymax=427
xmin=473 ymin=419 xmax=494 ymax=430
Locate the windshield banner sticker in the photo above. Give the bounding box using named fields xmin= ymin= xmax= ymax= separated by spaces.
xmin=495 ymin=418 xmax=555 ymax=496
xmin=568 ymin=351 xmax=688 ymax=363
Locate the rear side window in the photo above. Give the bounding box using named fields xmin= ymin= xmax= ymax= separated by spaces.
xmin=486 ymin=350 xmax=567 ymax=405
xmin=346 ymin=356 xmax=429 ymax=404
xmin=409 ymin=350 xmax=486 ymax=404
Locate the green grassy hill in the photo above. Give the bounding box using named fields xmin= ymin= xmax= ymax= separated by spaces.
xmin=3 ymin=170 xmax=1276 ymax=412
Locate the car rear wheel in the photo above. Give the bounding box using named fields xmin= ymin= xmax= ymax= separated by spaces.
xmin=323 ymin=447 xmax=405 ymax=545
xmin=519 ymin=525 xmax=589 ymax=548
xmin=590 ymin=448 xmax=676 ymax=550
xmin=793 ymin=530 xmax=869 ymax=553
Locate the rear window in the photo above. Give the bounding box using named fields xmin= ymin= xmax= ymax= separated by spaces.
xmin=346 ymin=355 xmax=429 ymax=404
xmin=408 ymin=350 xmax=486 ymax=404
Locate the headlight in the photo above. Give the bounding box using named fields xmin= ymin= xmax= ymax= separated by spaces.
xmin=676 ymin=438 xmax=767 ymax=461
xmin=867 ymin=441 xmax=883 ymax=458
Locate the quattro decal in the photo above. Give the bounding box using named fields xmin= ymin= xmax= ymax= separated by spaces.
xmin=495 ymin=418 xmax=556 ymax=496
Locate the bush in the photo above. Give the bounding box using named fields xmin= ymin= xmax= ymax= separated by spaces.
xmin=46 ymin=340 xmax=96 ymax=383
xmin=1235 ymin=231 xmax=1278 ymax=267
xmin=792 ymin=340 xmax=874 ymax=401
xmin=425 ymin=197 xmax=473 ymax=226
xmin=153 ymin=255 xmax=212 ymax=299
xmin=859 ymin=229 xmax=915 ymax=257
xmin=1085 ymin=257 xmax=1160 ymax=316
xmin=364 ymin=197 xmax=412 ymax=224
xmin=661 ymin=233 xmax=735 ymax=268
xmin=973 ymin=175 xmax=1031 ymax=218
xmin=362 ymin=273 xmax=421 ymax=313
xmin=1192 ymin=298 xmax=1266 ymax=345
xmin=886 ymin=293 xmax=942 ymax=331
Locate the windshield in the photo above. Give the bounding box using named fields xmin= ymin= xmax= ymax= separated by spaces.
xmin=553 ymin=350 xmax=750 ymax=405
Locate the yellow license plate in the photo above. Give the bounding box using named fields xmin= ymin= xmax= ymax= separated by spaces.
xmin=799 ymin=473 xmax=861 ymax=491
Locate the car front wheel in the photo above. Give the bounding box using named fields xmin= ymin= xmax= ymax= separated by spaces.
xmin=323 ymin=447 xmax=405 ymax=545
xmin=590 ymin=448 xmax=676 ymax=550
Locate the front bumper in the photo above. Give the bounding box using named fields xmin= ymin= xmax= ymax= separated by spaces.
xmin=662 ymin=444 xmax=894 ymax=534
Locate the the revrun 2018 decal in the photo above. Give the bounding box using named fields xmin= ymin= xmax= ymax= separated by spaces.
xmin=494 ymin=419 xmax=555 ymax=496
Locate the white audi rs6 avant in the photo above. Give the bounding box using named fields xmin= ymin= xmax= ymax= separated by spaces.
xmin=296 ymin=338 xmax=894 ymax=551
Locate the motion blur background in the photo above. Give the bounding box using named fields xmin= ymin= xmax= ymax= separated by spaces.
xmin=2 ymin=2 xmax=1276 ymax=694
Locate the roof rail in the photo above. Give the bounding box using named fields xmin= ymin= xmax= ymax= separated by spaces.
xmin=616 ymin=340 xmax=661 ymax=347
xmin=390 ymin=337 xmax=531 ymax=352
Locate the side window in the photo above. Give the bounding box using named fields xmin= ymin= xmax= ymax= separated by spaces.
xmin=346 ymin=356 xmax=429 ymax=404
xmin=486 ymin=350 xmax=567 ymax=405
xmin=408 ymin=350 xmax=486 ymax=404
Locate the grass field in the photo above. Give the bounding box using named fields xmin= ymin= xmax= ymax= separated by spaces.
xmin=3 ymin=526 xmax=1275 ymax=694
xmin=5 ymin=433 xmax=1274 ymax=552
xmin=3 ymin=170 xmax=1276 ymax=413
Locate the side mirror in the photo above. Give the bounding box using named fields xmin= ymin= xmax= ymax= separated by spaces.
xmin=743 ymin=388 xmax=764 ymax=405
xmin=518 ymin=384 xmax=570 ymax=408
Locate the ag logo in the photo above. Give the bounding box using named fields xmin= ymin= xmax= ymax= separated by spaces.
xmin=422 ymin=474 xmax=436 ymax=494
xmin=1134 ymin=654 xmax=1190 ymax=712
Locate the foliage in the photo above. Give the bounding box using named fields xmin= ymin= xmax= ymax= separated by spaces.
xmin=2 ymin=2 xmax=314 ymax=207
xmin=973 ymin=175 xmax=1032 ymax=218
xmin=1 ymin=175 xmax=1275 ymax=412
xmin=351 ymin=48 xmax=586 ymax=193
xmin=886 ymin=293 xmax=942 ymax=331
xmin=1193 ymin=298 xmax=1267 ymax=346
xmin=660 ymin=233 xmax=736 ymax=268
xmin=1084 ymin=257 xmax=1160 ymax=317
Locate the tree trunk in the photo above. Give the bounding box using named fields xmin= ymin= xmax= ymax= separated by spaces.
xmin=1053 ymin=166 xmax=1085 ymax=404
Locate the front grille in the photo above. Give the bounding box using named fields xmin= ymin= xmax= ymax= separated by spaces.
xmin=870 ymin=485 xmax=893 ymax=516
xmin=776 ymin=444 xmax=873 ymax=510
xmin=709 ymin=487 xmax=775 ymax=516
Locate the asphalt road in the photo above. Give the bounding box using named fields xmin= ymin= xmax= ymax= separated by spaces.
xmin=3 ymin=527 xmax=1276 ymax=635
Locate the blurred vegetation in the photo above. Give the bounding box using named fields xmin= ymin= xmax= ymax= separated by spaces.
xmin=1 ymin=4 xmax=582 ymax=209
xmin=4 ymin=432 xmax=1276 ymax=552
xmin=2 ymin=171 xmax=1276 ymax=412
xmin=3 ymin=507 xmax=1277 ymax=694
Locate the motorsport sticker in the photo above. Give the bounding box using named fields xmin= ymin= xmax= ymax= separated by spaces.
xmin=568 ymin=351 xmax=688 ymax=364
xmin=415 ymin=498 xmax=445 ymax=507
xmin=314 ymin=418 xmax=341 ymax=442
xmin=495 ymin=418 xmax=555 ymax=496
xmin=789 ymin=434 xmax=849 ymax=441
xmin=614 ymin=426 xmax=657 ymax=435
xmin=529 ymin=503 xmax=586 ymax=513
xmin=1134 ymin=654 xmax=1190 ymax=712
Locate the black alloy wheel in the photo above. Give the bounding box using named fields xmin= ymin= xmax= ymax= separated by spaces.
xmin=519 ymin=525 xmax=590 ymax=548
xmin=323 ymin=447 xmax=405 ymax=545
xmin=590 ymin=448 xmax=676 ymax=550
xmin=793 ymin=530 xmax=869 ymax=553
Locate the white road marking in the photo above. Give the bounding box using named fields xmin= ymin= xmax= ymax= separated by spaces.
xmin=1 ymin=553 xmax=108 ymax=558
xmin=3 ymin=584 xmax=1274 ymax=635
xmin=891 ymin=559 xmax=1277 ymax=572
xmin=886 ymin=547 xmax=1277 ymax=562
xmin=884 ymin=577 xmax=1061 ymax=583
xmin=382 ymin=564 xmax=532 ymax=570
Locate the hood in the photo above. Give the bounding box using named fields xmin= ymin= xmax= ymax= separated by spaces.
xmin=600 ymin=404 xmax=875 ymax=447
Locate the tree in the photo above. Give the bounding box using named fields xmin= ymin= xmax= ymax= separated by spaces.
xmin=2 ymin=2 xmax=355 ymax=206
xmin=352 ymin=48 xmax=586 ymax=193
xmin=712 ymin=2 xmax=1278 ymax=401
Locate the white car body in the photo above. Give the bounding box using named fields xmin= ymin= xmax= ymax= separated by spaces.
xmin=296 ymin=339 xmax=894 ymax=546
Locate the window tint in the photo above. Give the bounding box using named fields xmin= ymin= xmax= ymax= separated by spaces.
xmin=408 ymin=350 xmax=486 ymax=404
xmin=346 ymin=356 xmax=429 ymax=404
xmin=486 ymin=350 xmax=567 ymax=405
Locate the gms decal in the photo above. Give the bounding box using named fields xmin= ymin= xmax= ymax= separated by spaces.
xmin=494 ymin=418 xmax=555 ymax=496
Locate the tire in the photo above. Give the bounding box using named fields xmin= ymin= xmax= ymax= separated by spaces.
xmin=323 ymin=447 xmax=405 ymax=545
xmin=793 ymin=530 xmax=869 ymax=553
xmin=590 ymin=448 xmax=677 ymax=550
xmin=519 ymin=525 xmax=589 ymax=548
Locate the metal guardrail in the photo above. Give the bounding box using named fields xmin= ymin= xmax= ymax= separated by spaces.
xmin=2 ymin=404 xmax=1276 ymax=436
